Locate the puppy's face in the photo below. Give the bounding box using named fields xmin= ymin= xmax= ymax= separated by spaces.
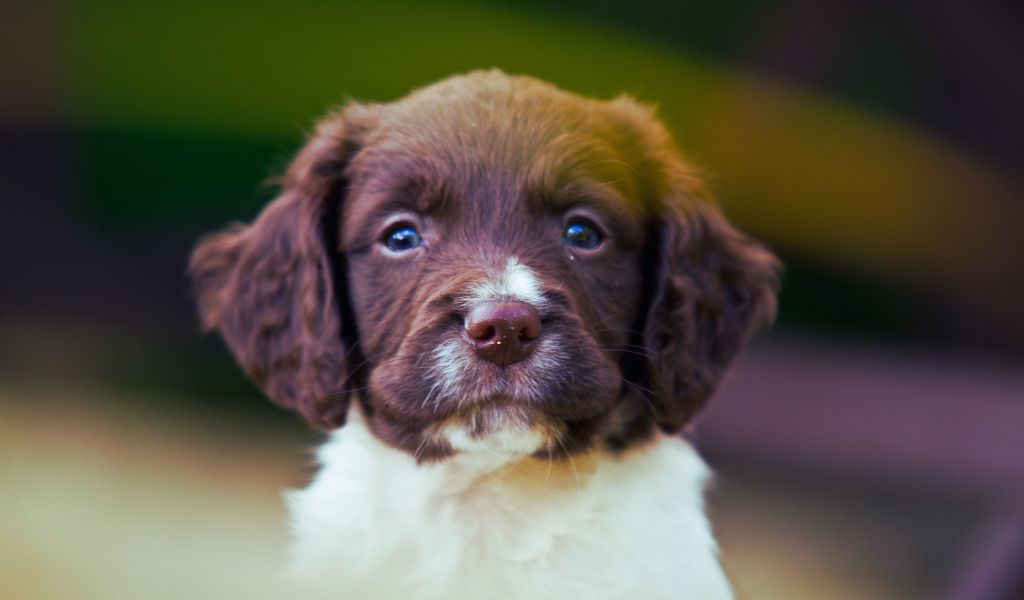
xmin=341 ymin=88 xmax=649 ymax=459
xmin=190 ymin=71 xmax=778 ymax=462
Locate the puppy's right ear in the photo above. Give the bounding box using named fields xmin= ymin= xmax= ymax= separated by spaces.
xmin=188 ymin=104 xmax=377 ymax=428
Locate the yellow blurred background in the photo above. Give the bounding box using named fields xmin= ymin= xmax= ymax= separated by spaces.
xmin=3 ymin=1 xmax=1022 ymax=598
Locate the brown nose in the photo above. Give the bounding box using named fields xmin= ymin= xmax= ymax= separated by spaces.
xmin=465 ymin=302 xmax=542 ymax=367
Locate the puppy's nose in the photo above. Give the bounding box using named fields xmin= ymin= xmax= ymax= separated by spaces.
xmin=465 ymin=302 xmax=541 ymax=367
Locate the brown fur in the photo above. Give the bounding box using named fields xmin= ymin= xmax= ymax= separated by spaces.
xmin=189 ymin=70 xmax=779 ymax=461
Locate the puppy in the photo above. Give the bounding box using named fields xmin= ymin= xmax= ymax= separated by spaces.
xmin=189 ymin=70 xmax=778 ymax=599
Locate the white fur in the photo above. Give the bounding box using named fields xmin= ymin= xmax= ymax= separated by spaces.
xmin=464 ymin=257 xmax=547 ymax=308
xmin=428 ymin=339 xmax=470 ymax=409
xmin=439 ymin=408 xmax=548 ymax=456
xmin=284 ymin=409 xmax=733 ymax=599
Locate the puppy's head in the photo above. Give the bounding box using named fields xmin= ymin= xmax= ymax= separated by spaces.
xmin=190 ymin=71 xmax=779 ymax=462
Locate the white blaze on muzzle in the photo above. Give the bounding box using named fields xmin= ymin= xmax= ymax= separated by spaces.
xmin=463 ymin=256 xmax=547 ymax=308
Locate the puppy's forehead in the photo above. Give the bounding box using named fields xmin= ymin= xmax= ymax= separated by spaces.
xmin=351 ymin=78 xmax=643 ymax=209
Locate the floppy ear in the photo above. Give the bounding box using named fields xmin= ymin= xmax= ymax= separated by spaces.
xmin=188 ymin=105 xmax=376 ymax=428
xmin=641 ymin=153 xmax=781 ymax=432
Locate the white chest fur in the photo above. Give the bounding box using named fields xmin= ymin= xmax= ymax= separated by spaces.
xmin=284 ymin=415 xmax=732 ymax=600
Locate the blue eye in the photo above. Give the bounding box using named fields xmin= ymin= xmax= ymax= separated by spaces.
xmin=563 ymin=221 xmax=603 ymax=250
xmin=383 ymin=225 xmax=423 ymax=252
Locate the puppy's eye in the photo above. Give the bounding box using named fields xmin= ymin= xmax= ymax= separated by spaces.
xmin=383 ymin=225 xmax=423 ymax=252
xmin=563 ymin=221 xmax=603 ymax=250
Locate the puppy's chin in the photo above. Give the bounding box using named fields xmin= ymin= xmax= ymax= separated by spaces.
xmin=434 ymin=406 xmax=564 ymax=460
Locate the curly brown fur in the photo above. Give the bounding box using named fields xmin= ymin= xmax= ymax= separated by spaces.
xmin=189 ymin=70 xmax=779 ymax=460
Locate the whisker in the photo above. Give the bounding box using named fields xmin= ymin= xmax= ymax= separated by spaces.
xmin=601 ymin=346 xmax=659 ymax=360
xmin=554 ymin=435 xmax=581 ymax=491
xmin=593 ymin=326 xmax=649 ymax=338
xmin=618 ymin=378 xmax=658 ymax=417
xmin=619 ymin=377 xmax=655 ymax=398
xmin=412 ymin=434 xmax=434 ymax=463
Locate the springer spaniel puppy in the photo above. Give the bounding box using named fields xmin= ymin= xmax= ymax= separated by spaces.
xmin=189 ymin=70 xmax=778 ymax=599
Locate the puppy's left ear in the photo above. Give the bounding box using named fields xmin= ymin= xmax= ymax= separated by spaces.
xmin=636 ymin=133 xmax=781 ymax=431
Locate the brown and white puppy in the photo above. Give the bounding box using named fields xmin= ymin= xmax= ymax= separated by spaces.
xmin=190 ymin=70 xmax=778 ymax=599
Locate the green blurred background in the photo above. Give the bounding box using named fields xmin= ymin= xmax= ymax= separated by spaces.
xmin=3 ymin=1 xmax=1022 ymax=598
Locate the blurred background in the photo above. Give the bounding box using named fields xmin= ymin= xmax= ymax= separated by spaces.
xmin=2 ymin=0 xmax=1022 ymax=598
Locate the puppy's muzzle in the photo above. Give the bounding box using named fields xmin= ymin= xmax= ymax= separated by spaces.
xmin=465 ymin=301 xmax=541 ymax=367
